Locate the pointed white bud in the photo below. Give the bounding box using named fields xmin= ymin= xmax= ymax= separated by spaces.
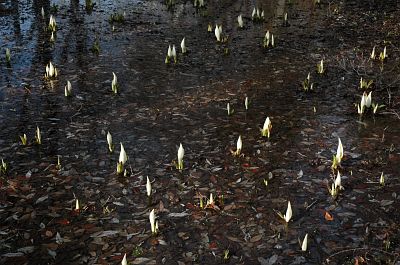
xmin=236 ymin=135 xmax=242 ymax=153
xmin=252 ymin=8 xmax=256 ymax=20
xmin=149 ymin=209 xmax=156 ymax=234
xmin=215 ymin=25 xmax=221 ymax=42
xmin=284 ymin=201 xmax=292 ymax=223
xmin=65 ymin=81 xmax=72 ymax=97
xmin=121 ymin=253 xmax=127 ymax=265
xmin=172 ymin=45 xmax=176 ymax=58
xmin=167 ymin=45 xmax=172 ymax=58
xmin=301 ymin=234 xmax=308 ymax=251
xmin=45 ymin=61 xmax=57 ymax=78
xmin=336 ymin=138 xmax=343 ymax=163
xmin=146 ymin=176 xmax=152 ymax=197
xmin=119 ymin=143 xmax=127 ymax=164
xmin=370 ymin=46 xmax=376 ymax=59
xmin=334 ymin=171 xmax=341 ymax=189
xmin=177 ymin=143 xmax=184 ymax=170
xmin=35 ymin=126 xmax=42 ymax=145
xmin=208 ymin=193 xmax=214 ymax=205
xmin=111 ymin=72 xmax=118 ymax=93
xmin=365 ymin=91 xmax=372 ymax=108
xmin=107 ymin=132 xmax=113 ymax=152
xmin=238 ymin=14 xmax=244 ymax=28
xmin=181 ymin=38 xmax=187 ymax=53
xmin=261 ymin=117 xmax=272 ymax=138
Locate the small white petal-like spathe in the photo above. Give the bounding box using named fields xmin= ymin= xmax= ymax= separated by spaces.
xmin=261 ymin=117 xmax=272 ymax=138
xmin=335 ymin=171 xmax=341 ymax=189
xmin=107 ymin=131 xmax=112 ymax=150
xmin=119 ymin=143 xmax=127 ymax=164
xmin=75 ymin=199 xmax=80 ymax=210
xmin=370 ymin=46 xmax=376 ymax=59
xmin=361 ymin=92 xmax=367 ymax=111
xmin=284 ymin=201 xmax=292 ymax=223
xmin=41 ymin=7 xmax=45 ymax=19
xmin=172 ymin=45 xmax=177 ymax=58
xmin=5 ymin=48 xmax=10 ymax=61
xmin=181 ymin=38 xmax=187 ymax=53
xmin=48 ymin=15 xmax=57 ymax=31
xmin=366 ymin=91 xmax=372 ymax=108
xmin=227 ymin=102 xmax=231 ymax=115
xmin=215 ymin=25 xmax=221 ymax=42
xmin=167 ymin=45 xmax=172 ymax=58
xmin=244 ymin=97 xmax=248 ymax=110
xmin=146 ymin=176 xmax=152 ymax=197
xmin=357 ymin=104 xmax=363 ymax=114
xmin=265 ymin=31 xmax=270 ymax=41
xmin=65 ymin=81 xmax=72 ymax=96
xmin=301 ymin=234 xmax=308 ymax=251
xmin=336 ymin=138 xmax=343 ymax=163
xmin=149 ymin=209 xmax=156 ymax=233
xmin=271 ymin=34 xmax=275 ymax=47
xmin=45 ymin=61 xmax=57 ymax=78
xmin=36 ymin=126 xmax=41 ymax=144
xmin=208 ymin=193 xmax=214 ymax=205
xmin=251 ymin=8 xmax=256 ymax=19
xmin=50 ymin=32 xmax=55 ymax=42
xmin=238 ymin=14 xmax=244 ymax=28
xmin=178 ymin=143 xmax=184 ymax=162
xmin=263 ymin=117 xmax=271 ymax=131
xmin=121 ymin=253 xmax=127 ymax=265
xmin=111 ymin=72 xmax=118 ymax=93
xmin=236 ymin=135 xmax=242 ymax=152
xmin=177 ymin=143 xmax=184 ymax=170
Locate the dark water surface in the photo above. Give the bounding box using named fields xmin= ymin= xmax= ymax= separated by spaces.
xmin=1 ymin=0 xmax=399 ymax=264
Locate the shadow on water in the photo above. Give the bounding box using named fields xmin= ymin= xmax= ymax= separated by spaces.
xmin=0 ymin=0 xmax=399 ymax=264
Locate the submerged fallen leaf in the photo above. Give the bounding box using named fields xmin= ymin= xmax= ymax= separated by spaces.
xmin=55 ymin=219 xmax=70 ymax=225
xmin=209 ymin=241 xmax=218 ymax=250
xmin=324 ymin=211 xmax=334 ymax=221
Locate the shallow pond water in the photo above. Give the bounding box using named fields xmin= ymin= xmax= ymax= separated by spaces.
xmin=1 ymin=0 xmax=400 ymax=264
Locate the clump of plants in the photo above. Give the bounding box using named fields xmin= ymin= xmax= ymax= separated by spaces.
xmin=109 ymin=12 xmax=125 ymax=23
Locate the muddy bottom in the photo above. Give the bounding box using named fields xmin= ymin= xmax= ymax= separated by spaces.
xmin=1 ymin=0 xmax=400 ymax=264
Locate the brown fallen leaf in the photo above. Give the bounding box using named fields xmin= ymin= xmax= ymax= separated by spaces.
xmin=250 ymin=234 xmax=262 ymax=243
xmin=226 ymin=235 xmax=242 ymax=243
xmin=324 ymin=211 xmax=334 ymax=221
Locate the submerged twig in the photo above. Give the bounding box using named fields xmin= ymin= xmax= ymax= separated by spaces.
xmin=326 ymin=247 xmax=398 ymax=264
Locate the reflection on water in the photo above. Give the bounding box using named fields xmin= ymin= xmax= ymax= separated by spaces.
xmin=0 ymin=1 xmax=399 ymax=262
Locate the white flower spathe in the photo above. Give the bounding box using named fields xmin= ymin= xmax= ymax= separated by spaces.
xmin=284 ymin=201 xmax=292 ymax=223
xmin=177 ymin=143 xmax=184 ymax=170
xmin=121 ymin=253 xmax=127 ymax=265
xmin=181 ymin=38 xmax=187 ymax=53
xmin=336 ymin=138 xmax=343 ymax=164
xmin=149 ymin=209 xmax=156 ymax=234
xmin=237 ymin=135 xmax=242 ymax=152
xmin=301 ymin=233 xmax=308 ymax=251
xmin=146 ymin=176 xmax=152 ymax=197
xmin=119 ymin=143 xmax=127 ymax=164
xmin=238 ymin=14 xmax=244 ymax=28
